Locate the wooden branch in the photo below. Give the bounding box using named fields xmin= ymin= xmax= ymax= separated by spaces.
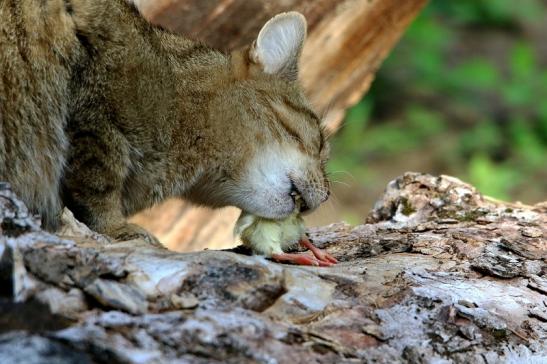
xmin=2 ymin=174 xmax=546 ymax=362
xmin=130 ymin=0 xmax=428 ymax=252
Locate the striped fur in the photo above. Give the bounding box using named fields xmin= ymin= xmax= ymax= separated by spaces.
xmin=0 ymin=1 xmax=329 ymax=242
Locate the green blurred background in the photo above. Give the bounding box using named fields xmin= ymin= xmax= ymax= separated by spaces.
xmin=308 ymin=0 xmax=547 ymax=226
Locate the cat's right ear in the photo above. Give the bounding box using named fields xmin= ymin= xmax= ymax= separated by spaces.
xmin=231 ymin=12 xmax=307 ymax=81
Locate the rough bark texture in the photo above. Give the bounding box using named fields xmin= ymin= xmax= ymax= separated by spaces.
xmin=1 ymin=174 xmax=546 ymax=363
xmin=129 ymin=0 xmax=428 ymax=252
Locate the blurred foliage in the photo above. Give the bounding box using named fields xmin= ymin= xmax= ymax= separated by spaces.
xmin=328 ymin=0 xmax=547 ymax=204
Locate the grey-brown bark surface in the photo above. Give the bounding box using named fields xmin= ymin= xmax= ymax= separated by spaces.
xmin=1 ymin=174 xmax=545 ymax=363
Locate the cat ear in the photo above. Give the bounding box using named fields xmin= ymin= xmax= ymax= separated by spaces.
xmin=249 ymin=12 xmax=307 ymax=81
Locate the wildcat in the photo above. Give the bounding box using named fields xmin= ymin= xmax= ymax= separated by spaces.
xmin=0 ymin=0 xmax=330 ymax=244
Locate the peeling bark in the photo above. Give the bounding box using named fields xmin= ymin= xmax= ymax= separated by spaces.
xmin=1 ymin=173 xmax=545 ymax=363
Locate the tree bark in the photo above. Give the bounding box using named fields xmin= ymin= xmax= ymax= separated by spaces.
xmin=130 ymin=0 xmax=428 ymax=252
xmin=1 ymin=174 xmax=545 ymax=363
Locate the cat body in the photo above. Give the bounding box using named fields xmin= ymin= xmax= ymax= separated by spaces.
xmin=0 ymin=0 xmax=329 ymax=242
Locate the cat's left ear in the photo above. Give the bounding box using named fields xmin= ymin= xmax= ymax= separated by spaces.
xmin=248 ymin=12 xmax=307 ymax=81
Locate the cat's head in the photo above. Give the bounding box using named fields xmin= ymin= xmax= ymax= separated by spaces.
xmin=193 ymin=12 xmax=330 ymax=219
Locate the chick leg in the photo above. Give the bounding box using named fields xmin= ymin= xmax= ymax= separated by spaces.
xmin=300 ymin=237 xmax=338 ymax=265
xmin=271 ymin=253 xmax=324 ymax=266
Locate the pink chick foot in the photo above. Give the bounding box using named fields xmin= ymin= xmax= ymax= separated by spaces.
xmin=271 ymin=252 xmax=322 ymax=266
xmin=300 ymin=237 xmax=338 ymax=265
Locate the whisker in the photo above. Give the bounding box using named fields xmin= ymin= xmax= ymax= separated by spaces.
xmin=330 ymin=180 xmax=351 ymax=188
xmin=327 ymin=170 xmax=357 ymax=181
xmin=324 ymin=191 xmax=345 ymax=221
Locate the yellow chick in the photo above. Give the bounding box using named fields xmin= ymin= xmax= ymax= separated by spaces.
xmin=234 ymin=198 xmax=337 ymax=266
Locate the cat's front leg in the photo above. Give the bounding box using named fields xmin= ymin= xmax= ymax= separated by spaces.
xmin=63 ymin=126 xmax=161 ymax=247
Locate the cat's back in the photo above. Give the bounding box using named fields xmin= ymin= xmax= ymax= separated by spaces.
xmin=0 ymin=0 xmax=79 ymax=229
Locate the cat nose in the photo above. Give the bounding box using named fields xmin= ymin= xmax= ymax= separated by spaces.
xmin=321 ymin=190 xmax=330 ymax=203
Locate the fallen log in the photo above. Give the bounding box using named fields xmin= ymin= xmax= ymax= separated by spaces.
xmin=1 ymin=173 xmax=545 ymax=362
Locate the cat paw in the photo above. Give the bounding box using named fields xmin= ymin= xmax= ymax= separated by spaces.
xmin=108 ymin=223 xmax=165 ymax=248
